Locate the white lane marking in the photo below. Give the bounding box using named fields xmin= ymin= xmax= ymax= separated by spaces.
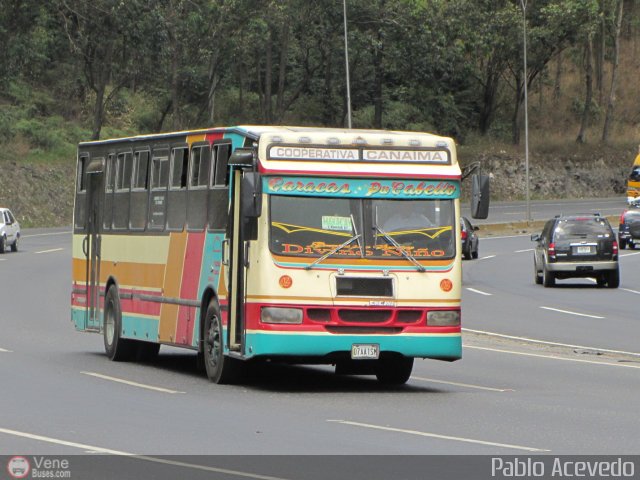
xmin=622 ymin=288 xmax=640 ymax=295
xmin=540 ymin=306 xmax=604 ymax=319
xmin=463 ymin=328 xmax=640 ymax=357
xmin=327 ymin=420 xmax=548 ymax=452
xmin=481 ymin=234 xmax=529 ymax=240
xmin=411 ymin=376 xmax=513 ymax=392
xmin=466 ymin=288 xmax=493 ymax=296
xmin=0 ymin=428 xmax=290 ymax=480
xmin=515 ymin=248 xmax=534 ymax=253
xmin=620 ymin=251 xmax=640 ymax=257
xmin=22 ymin=231 xmax=72 ymax=238
xmin=466 ymin=345 xmax=640 ymax=370
xmin=0 ymin=347 xmax=11 ymax=353
xmin=34 ymin=248 xmax=64 ymax=254
xmin=81 ymin=372 xmax=185 ymax=394
xmin=478 ymin=255 xmax=496 ymax=261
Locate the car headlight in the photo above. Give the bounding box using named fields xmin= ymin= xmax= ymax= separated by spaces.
xmin=427 ymin=310 xmax=460 ymax=326
xmin=261 ymin=307 xmax=303 ymax=324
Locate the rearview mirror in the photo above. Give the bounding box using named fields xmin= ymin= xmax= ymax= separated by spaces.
xmin=241 ymin=172 xmax=262 ymax=218
xmin=530 ymin=234 xmax=540 ymax=242
xmin=471 ymin=174 xmax=490 ymax=219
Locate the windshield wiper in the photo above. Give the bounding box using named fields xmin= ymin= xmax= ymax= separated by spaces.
xmin=374 ymin=207 xmax=425 ymax=272
xmin=305 ymin=215 xmax=363 ymax=271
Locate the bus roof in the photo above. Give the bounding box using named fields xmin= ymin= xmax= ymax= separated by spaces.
xmin=78 ymin=125 xmax=453 ymax=148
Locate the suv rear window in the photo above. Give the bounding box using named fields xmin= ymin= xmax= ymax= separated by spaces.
xmin=553 ymin=218 xmax=612 ymax=241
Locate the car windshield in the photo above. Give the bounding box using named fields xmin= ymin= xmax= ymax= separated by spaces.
xmin=624 ymin=210 xmax=640 ymax=222
xmin=554 ymin=218 xmax=612 ymax=241
xmin=269 ymin=195 xmax=455 ymax=260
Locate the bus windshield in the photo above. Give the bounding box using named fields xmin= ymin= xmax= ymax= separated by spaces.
xmin=269 ymin=195 xmax=455 ymax=260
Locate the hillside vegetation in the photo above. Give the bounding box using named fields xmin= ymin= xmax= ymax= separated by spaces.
xmin=1 ymin=1 xmax=638 ymax=227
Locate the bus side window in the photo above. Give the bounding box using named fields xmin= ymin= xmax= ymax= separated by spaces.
xmin=130 ymin=149 xmax=150 ymax=231
xmin=167 ymin=146 xmax=188 ymax=231
xmin=212 ymin=142 xmax=231 ymax=187
xmin=113 ymin=151 xmax=132 ymax=230
xmin=187 ymin=144 xmax=211 ymax=231
xmin=77 ymin=154 xmax=88 ymax=193
xmin=74 ymin=153 xmax=89 ymax=230
xmin=103 ymin=153 xmax=116 ymax=230
xmin=171 ymin=147 xmax=188 ymax=190
xmin=208 ymin=142 xmax=231 ymax=231
xmin=149 ymin=148 xmax=169 ymax=231
xmin=133 ymin=150 xmax=150 ymax=190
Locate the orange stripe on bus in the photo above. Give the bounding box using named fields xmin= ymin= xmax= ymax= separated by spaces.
xmin=159 ymin=231 xmax=188 ymax=342
xmin=71 ymin=258 xmax=165 ymax=289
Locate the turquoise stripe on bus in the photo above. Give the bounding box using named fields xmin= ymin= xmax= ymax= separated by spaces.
xmin=245 ymin=332 xmax=461 ymax=360
xmin=120 ymin=314 xmax=160 ymax=343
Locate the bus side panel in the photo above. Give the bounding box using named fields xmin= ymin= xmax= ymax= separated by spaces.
xmin=193 ymin=231 xmax=227 ymax=347
xmin=174 ymin=231 xmax=206 ymax=345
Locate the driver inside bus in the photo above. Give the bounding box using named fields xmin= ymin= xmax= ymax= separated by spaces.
xmin=382 ymin=201 xmax=433 ymax=232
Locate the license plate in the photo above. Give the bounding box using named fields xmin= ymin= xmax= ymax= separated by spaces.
xmin=351 ymin=344 xmax=380 ymax=359
xmin=575 ymin=246 xmax=592 ymax=254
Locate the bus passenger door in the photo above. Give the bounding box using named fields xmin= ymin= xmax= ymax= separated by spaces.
xmin=225 ymin=151 xmax=260 ymax=354
xmin=84 ymin=163 xmax=104 ymax=331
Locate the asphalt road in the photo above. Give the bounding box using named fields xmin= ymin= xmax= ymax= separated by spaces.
xmin=461 ymin=196 xmax=626 ymax=225
xmin=1 ymin=208 xmax=638 ymax=478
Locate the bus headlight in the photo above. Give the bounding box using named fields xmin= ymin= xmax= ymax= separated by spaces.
xmin=427 ymin=310 xmax=460 ymax=326
xmin=261 ymin=307 xmax=303 ymax=324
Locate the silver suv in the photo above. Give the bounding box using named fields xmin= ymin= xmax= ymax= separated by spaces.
xmin=0 ymin=207 xmax=20 ymax=253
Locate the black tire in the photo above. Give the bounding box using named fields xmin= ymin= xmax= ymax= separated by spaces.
xmin=103 ymin=286 xmax=136 ymax=361
xmin=471 ymin=244 xmax=478 ymax=259
xmin=375 ymin=356 xmax=413 ymax=385
xmin=607 ymin=268 xmax=620 ymax=289
xmin=542 ymin=264 xmax=555 ymax=288
xmin=203 ymin=299 xmax=243 ymax=384
xmin=534 ymin=259 xmax=543 ymax=285
xmin=630 ymin=243 xmax=636 ymax=250
xmin=619 ymin=239 xmax=627 ymax=250
xmin=596 ymin=275 xmax=607 ymax=288
xmin=0 ymin=236 xmax=5 ymax=254
xmin=10 ymin=235 xmax=18 ymax=252
xmin=463 ymin=243 xmax=471 ymax=260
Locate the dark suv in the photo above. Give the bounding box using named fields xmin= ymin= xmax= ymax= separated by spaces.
xmin=618 ymin=207 xmax=640 ymax=249
xmin=531 ymin=214 xmax=619 ymax=288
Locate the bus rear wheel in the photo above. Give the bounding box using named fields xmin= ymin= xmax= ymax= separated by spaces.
xmin=103 ymin=286 xmax=136 ymax=361
xmin=203 ymin=299 xmax=242 ymax=384
xmin=375 ymin=356 xmax=413 ymax=385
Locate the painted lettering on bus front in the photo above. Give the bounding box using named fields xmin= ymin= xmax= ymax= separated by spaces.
xmin=265 ymin=177 xmax=459 ymax=199
xmin=280 ymin=242 xmax=445 ymax=258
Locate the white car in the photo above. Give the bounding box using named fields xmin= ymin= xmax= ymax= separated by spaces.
xmin=0 ymin=207 xmax=20 ymax=253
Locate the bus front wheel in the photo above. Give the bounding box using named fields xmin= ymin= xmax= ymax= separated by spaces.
xmin=203 ymin=299 xmax=242 ymax=384
xmin=375 ymin=356 xmax=413 ymax=385
xmin=103 ymin=286 xmax=136 ymax=361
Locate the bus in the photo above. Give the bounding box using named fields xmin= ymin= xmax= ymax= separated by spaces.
xmin=71 ymin=126 xmax=489 ymax=385
xmin=627 ymin=151 xmax=640 ymax=205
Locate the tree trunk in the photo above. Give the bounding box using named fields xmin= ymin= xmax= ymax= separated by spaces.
xmin=602 ymin=0 xmax=623 ymax=144
xmin=207 ymin=50 xmax=222 ymax=124
xmin=91 ymin=84 xmax=105 ymax=140
xmin=373 ymin=29 xmax=384 ymax=129
xmin=554 ymin=51 xmax=562 ymax=101
xmin=576 ymin=34 xmax=594 ymax=144
xmin=596 ymin=0 xmax=606 ymax=104
xmin=276 ymin=20 xmax=290 ymax=120
xmin=263 ymin=31 xmax=273 ymax=124
xmin=511 ymin=73 xmax=523 ymax=145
